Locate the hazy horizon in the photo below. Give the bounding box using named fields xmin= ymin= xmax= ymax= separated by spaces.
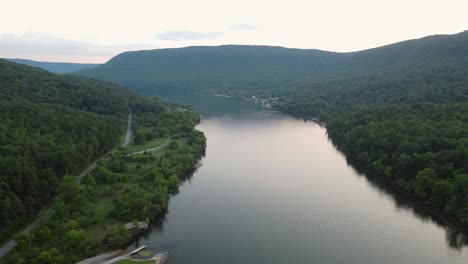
xmin=1 ymin=0 xmax=467 ymax=63
xmin=2 ymin=30 xmax=467 ymax=65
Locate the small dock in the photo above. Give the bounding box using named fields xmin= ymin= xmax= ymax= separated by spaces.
xmin=130 ymin=246 xmax=146 ymax=256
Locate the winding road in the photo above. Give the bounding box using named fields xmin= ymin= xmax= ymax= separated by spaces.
xmin=0 ymin=109 xmax=133 ymax=259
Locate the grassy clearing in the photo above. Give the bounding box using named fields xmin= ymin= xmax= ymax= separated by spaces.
xmin=125 ymin=138 xmax=168 ymax=153
xmin=84 ymin=195 xmax=120 ymax=244
xmin=90 ymin=197 xmax=116 ymax=223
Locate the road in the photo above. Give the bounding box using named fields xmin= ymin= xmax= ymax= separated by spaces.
xmin=0 ymin=210 xmax=49 ymax=258
xmin=76 ymin=109 xmax=132 ymax=184
xmin=122 ymin=108 xmax=132 ymax=147
xmin=0 ymin=241 xmax=16 ymax=259
xmin=0 ymin=108 xmax=133 ymax=259
xmin=76 ymin=162 xmax=98 ymax=184
xmin=130 ymin=139 xmax=170 ymax=155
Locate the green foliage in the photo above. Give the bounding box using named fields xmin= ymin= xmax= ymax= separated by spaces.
xmin=0 ymin=59 xmax=131 ymax=242
xmin=168 ymin=175 xmax=180 ymax=193
xmin=103 ymin=226 xmax=129 ymax=248
xmin=414 ymin=169 xmax=439 ymax=199
xmin=0 ymin=59 xmax=204 ymax=250
xmin=3 ymin=192 xmax=94 ymax=264
xmin=112 ymin=130 xmax=206 ymax=223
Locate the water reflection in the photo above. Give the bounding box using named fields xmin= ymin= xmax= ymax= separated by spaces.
xmin=323 ymin=134 xmax=468 ymax=250
xmin=130 ymin=95 xmax=468 ymax=263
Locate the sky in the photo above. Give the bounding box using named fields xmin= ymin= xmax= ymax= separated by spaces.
xmin=1 ymin=0 xmax=467 ymax=63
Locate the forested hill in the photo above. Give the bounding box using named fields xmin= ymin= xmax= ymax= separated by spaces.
xmin=6 ymin=58 xmax=98 ymax=74
xmin=281 ymin=31 xmax=468 ymax=119
xmin=0 ymin=59 xmax=177 ymax=242
xmin=75 ymin=31 xmax=468 ymax=98
xmin=76 ymin=45 xmax=346 ymax=95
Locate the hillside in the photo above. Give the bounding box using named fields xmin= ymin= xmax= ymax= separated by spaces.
xmin=6 ymin=58 xmax=98 ymax=74
xmin=75 ymin=31 xmax=468 ymax=99
xmin=75 ymin=31 xmax=468 ymax=228
xmin=0 ymin=59 xmax=202 ymax=248
xmin=76 ymin=45 xmax=346 ymax=95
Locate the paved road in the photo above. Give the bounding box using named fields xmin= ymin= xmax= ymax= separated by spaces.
xmin=76 ymin=162 xmax=98 ymax=184
xmin=122 ymin=108 xmax=132 ymax=147
xmin=0 ymin=241 xmax=16 ymax=259
xmin=0 ymin=109 xmax=133 ymax=259
xmin=0 ymin=209 xmax=50 ymax=258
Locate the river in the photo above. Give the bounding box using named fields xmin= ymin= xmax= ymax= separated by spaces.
xmin=130 ymin=95 xmax=468 ymax=264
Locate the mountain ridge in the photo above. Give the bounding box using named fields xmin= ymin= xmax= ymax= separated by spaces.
xmin=75 ymin=30 xmax=468 ymax=97
xmin=5 ymin=58 xmax=98 ymax=74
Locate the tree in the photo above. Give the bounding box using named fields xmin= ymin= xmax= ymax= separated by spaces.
xmin=168 ymin=175 xmax=180 ymax=193
xmin=431 ymin=180 xmax=452 ymax=208
xmin=414 ymin=168 xmax=438 ymax=199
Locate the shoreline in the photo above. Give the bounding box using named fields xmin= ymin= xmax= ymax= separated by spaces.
xmin=77 ymin=248 xmax=169 ymax=264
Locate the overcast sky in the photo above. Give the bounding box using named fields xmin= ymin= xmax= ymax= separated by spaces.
xmin=1 ymin=0 xmax=467 ymax=63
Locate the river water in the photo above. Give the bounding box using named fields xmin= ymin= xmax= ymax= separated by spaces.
xmin=131 ymin=95 xmax=468 ymax=264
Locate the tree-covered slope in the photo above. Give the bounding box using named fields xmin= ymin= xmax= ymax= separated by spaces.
xmin=75 ymin=45 xmax=348 ymax=95
xmin=6 ymin=59 xmax=98 ymax=74
xmin=0 ymin=59 xmax=187 ymax=243
xmin=277 ymin=33 xmax=468 ymax=228
xmin=75 ymin=31 xmax=468 ymax=98
xmin=280 ymin=31 xmax=468 ymax=118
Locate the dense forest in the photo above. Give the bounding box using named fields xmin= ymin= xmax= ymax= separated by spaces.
xmin=2 ymin=101 xmax=206 ymax=263
xmin=76 ymin=31 xmax=468 ymax=98
xmin=76 ymin=31 xmax=468 ymax=227
xmin=76 ymin=45 xmax=348 ymax=96
xmin=325 ymin=103 xmax=468 ymax=224
xmin=0 ymin=59 xmax=205 ymax=253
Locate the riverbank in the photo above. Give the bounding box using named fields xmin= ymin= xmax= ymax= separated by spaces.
xmin=78 ymin=248 xmax=169 ymax=264
xmin=278 ymin=105 xmax=468 ymax=242
xmin=333 ymin=141 xmax=468 ymax=238
xmin=127 ymin=104 xmax=468 ymax=264
xmin=81 ymin=130 xmax=206 ymax=252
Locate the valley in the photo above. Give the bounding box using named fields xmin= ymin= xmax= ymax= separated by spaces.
xmin=0 ymin=28 xmax=466 ymax=264
xmin=75 ymin=31 xmax=468 ymax=231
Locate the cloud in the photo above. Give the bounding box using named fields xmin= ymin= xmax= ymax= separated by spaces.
xmin=0 ymin=32 xmax=155 ymax=63
xmin=156 ymin=24 xmax=256 ymax=41
xmin=157 ymin=30 xmax=224 ymax=41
